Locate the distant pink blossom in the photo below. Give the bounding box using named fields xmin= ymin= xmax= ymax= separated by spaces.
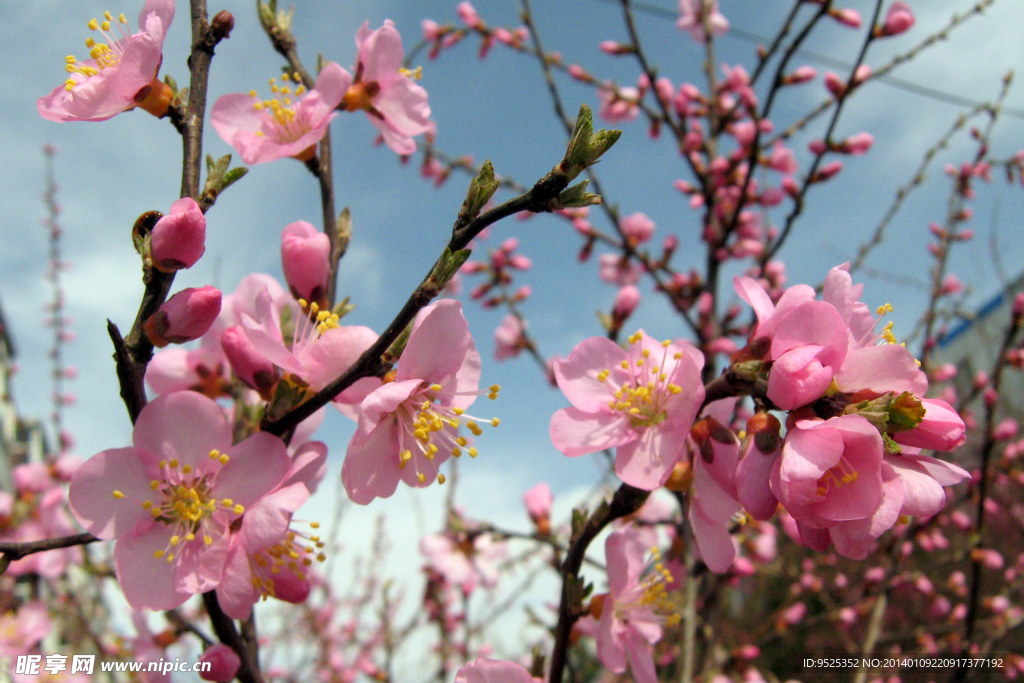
xmin=342 ymin=300 xmax=491 ymax=503
xmin=455 ymin=658 xmax=538 ymax=683
xmin=523 ymin=482 xmax=553 ymax=533
xmin=199 ymin=644 xmax=241 ymax=682
xmin=620 ymin=212 xmax=656 ymax=245
xmin=342 ymin=21 xmax=432 ymax=154
xmin=420 ymin=529 xmax=505 ymax=593
xmin=68 ymin=392 xmax=292 ymax=610
xmin=550 ymin=331 xmax=704 ymax=490
xmin=494 ymin=314 xmax=527 ymax=360
xmin=211 ymin=62 xmax=349 ymax=164
xmin=677 ymin=0 xmax=729 ymax=43
xmin=0 ymin=601 xmax=51 ymax=657
xmin=38 ymin=0 xmax=175 ymax=122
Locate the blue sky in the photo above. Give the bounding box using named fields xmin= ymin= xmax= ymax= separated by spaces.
xmin=3 ymin=0 xmax=1024 ymax=664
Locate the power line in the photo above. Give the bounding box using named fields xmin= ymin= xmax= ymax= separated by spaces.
xmin=586 ymin=0 xmax=1024 ymax=120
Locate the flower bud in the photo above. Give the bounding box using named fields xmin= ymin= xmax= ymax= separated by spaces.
xmin=210 ymin=11 xmax=235 ymax=41
xmin=221 ymin=325 xmax=279 ymax=399
xmin=199 ymin=644 xmax=241 ymax=682
xmin=877 ymin=2 xmax=914 ymax=37
xmin=144 ymin=286 xmax=222 ymax=348
xmin=523 ymin=482 xmax=553 ymax=535
xmin=150 ymin=198 xmax=206 ymax=272
xmin=281 ymin=221 xmax=331 ymax=305
xmin=620 ymin=212 xmax=655 ymax=245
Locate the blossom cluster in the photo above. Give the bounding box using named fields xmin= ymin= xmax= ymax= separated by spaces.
xmin=547 ymin=264 xmax=969 ymax=680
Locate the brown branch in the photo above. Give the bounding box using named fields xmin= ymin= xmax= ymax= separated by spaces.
xmin=202 ymin=591 xmax=264 ymax=683
xmin=548 ymin=484 xmax=650 ymax=683
xmin=262 ymin=163 xmax=579 ymax=437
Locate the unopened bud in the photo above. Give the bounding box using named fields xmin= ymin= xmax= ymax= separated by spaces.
xmin=210 ymin=11 xmax=235 ymax=41
xmin=144 ymin=286 xmax=222 ymax=348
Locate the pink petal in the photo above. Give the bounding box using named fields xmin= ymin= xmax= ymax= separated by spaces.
xmin=553 ymin=336 xmax=627 ymax=413
xmin=624 ymin=626 xmax=659 ymax=683
xmin=69 ymin=447 xmax=158 ymax=539
xmin=398 ymin=300 xmax=472 ymax=385
xmin=835 ymin=344 xmax=920 ymax=393
xmin=242 ymin=483 xmax=309 ymax=551
xmin=216 ymin=540 xmax=256 ymax=620
xmin=549 ymin=407 xmax=633 ymax=458
xmin=115 ymin=530 xmax=191 ymax=610
xmin=213 ymin=432 xmax=291 ymax=509
xmin=133 ymin=392 xmax=232 ymax=470
xmin=614 ymin=426 xmax=686 ymax=490
xmin=342 ymin=418 xmax=402 ymax=504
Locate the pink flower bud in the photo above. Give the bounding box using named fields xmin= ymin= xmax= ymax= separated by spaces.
xmin=786 ymin=65 xmax=817 ymax=84
xmin=457 ymin=1 xmax=483 ymax=29
xmin=612 ymin=285 xmax=641 ymax=320
xmin=200 ymin=644 xmax=241 ymax=682
xmin=812 ymin=161 xmax=843 ymax=182
xmin=221 ymin=325 xmax=278 ymax=398
xmin=281 ymin=221 xmax=331 ymax=304
xmin=144 ymin=286 xmax=222 ymax=348
xmin=830 ymin=7 xmax=862 ymax=28
xmin=823 ymin=72 xmax=845 ymax=97
xmin=941 ymin=274 xmax=963 ymax=295
xmin=523 ymin=482 xmax=553 ymax=530
xmin=878 ymin=1 xmax=914 ymax=37
xmin=151 ymin=197 xmax=206 ymax=272
xmin=994 ymin=418 xmax=1019 ymax=441
xmin=841 ymin=132 xmax=874 ymax=155
xmin=620 ymin=212 xmax=656 ymax=245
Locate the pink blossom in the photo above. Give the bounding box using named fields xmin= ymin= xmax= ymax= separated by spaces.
xmin=280 ymin=221 xmax=331 ymax=304
xmin=342 ymin=21 xmax=432 ymax=154
xmin=494 ymin=314 xmax=528 ymax=361
xmin=150 ymin=197 xmax=206 ymax=272
xmin=211 ymin=62 xmax=349 ymax=164
xmin=38 ymin=0 xmax=175 ymax=122
xmin=455 ymin=658 xmax=538 ymax=683
xmin=342 ymin=300 xmax=493 ymax=503
xmin=598 ymin=85 xmax=640 ymax=123
xmin=689 ymin=413 xmax=741 ymax=571
xmin=550 ymin=331 xmax=705 ymax=490
xmin=420 ymin=529 xmax=505 ymax=593
xmin=241 ymin=287 xmax=378 ymax=407
xmin=0 ymin=601 xmax=51 ymax=657
xmin=677 ymin=0 xmax=729 ymax=43
xmin=199 ymin=644 xmax=241 ymax=682
xmin=145 ymin=346 xmax=231 ymax=398
xmin=878 ymin=2 xmax=914 ymax=36
xmin=620 ymin=212 xmax=656 ymax=245
xmin=773 ymin=416 xmax=886 ymax=539
xmin=595 ymin=528 xmax=674 ymax=683
xmin=598 ymin=253 xmax=640 ymax=286
xmin=68 ymin=391 xmax=293 ymax=610
xmin=217 ymin=441 xmax=327 ymax=619
xmin=144 ymin=286 xmax=222 ymax=348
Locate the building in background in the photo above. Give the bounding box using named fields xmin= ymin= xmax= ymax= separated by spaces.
xmin=0 ymin=297 xmax=46 ymax=492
